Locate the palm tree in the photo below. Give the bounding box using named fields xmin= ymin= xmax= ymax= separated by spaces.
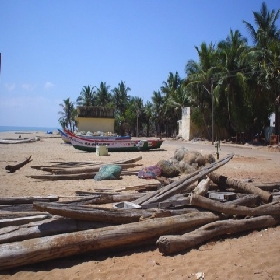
xmin=185 ymin=42 xmax=219 ymax=140
xmin=143 ymin=101 xmax=153 ymax=137
xmin=216 ymin=29 xmax=249 ymax=135
xmin=243 ymin=2 xmax=280 ymax=48
xmin=151 ymin=90 xmax=165 ymax=137
xmin=243 ymin=2 xmax=280 ymax=135
xmin=112 ymin=81 xmax=131 ymax=135
xmin=95 ymin=82 xmax=113 ymax=107
xmin=112 ymin=81 xmax=131 ymax=115
xmin=76 ymin=85 xmax=96 ymax=107
xmin=58 ymin=98 xmax=76 ymax=131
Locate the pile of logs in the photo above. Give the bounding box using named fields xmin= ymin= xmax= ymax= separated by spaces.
xmin=1 ymin=154 xmax=280 ymax=270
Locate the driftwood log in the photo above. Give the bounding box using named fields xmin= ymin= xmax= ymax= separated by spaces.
xmin=0 ymin=216 xmax=112 ymax=244
xmin=0 ymin=214 xmax=52 ymax=228
xmin=69 ymin=193 xmax=142 ymax=205
xmin=30 ymin=156 xmax=143 ymax=171
xmin=134 ymin=153 xmax=234 ymax=206
xmin=0 ymin=212 xmax=219 ymax=270
xmin=0 ymin=196 xmax=59 ymax=205
xmin=34 ymin=163 xmax=142 ymax=175
xmin=190 ymin=194 xmax=280 ymax=216
xmin=33 ymin=201 xmax=175 ymax=223
xmin=28 ymin=170 xmax=137 ymax=180
xmin=5 ymin=156 xmax=32 ymax=173
xmin=208 ymin=172 xmax=272 ymax=203
xmin=157 ymin=215 xmax=279 ymax=254
xmin=224 ymin=194 xmax=260 ymax=207
xmin=0 ymin=211 xmax=50 ymax=219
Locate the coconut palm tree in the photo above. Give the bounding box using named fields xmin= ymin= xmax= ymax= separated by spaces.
xmin=58 ymin=98 xmax=77 ymax=131
xmin=76 ymin=85 xmax=96 ymax=107
xmin=95 ymin=82 xmax=113 ymax=107
xmin=243 ymin=2 xmax=280 ymax=48
xmin=185 ymin=42 xmax=219 ymax=140
xmin=215 ymin=29 xmax=249 ymax=135
xmin=243 ymin=2 xmax=280 ymax=135
xmin=151 ymin=90 xmax=165 ymax=137
xmin=112 ymin=81 xmax=131 ymax=135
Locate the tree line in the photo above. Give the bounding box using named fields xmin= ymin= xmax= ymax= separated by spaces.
xmin=59 ymin=2 xmax=280 ymax=141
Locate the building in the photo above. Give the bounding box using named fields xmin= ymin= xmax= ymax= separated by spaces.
xmin=76 ymin=106 xmax=115 ymax=133
xmin=178 ymin=107 xmax=208 ymax=140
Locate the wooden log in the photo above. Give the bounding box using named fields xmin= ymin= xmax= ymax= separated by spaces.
xmin=74 ymin=193 xmax=142 ymax=205
xmin=57 ymin=193 xmax=142 ymax=206
xmin=0 ymin=211 xmax=219 ymax=270
xmin=254 ymin=182 xmax=280 ymax=191
xmin=41 ymin=163 xmax=142 ymax=174
xmin=190 ymin=194 xmax=280 ymax=216
xmin=208 ymin=172 xmax=272 ymax=203
xmin=224 ymin=194 xmax=260 ymax=207
xmin=157 ymin=215 xmax=279 ymax=254
xmin=5 ymin=156 xmax=32 ymax=173
xmin=0 ymin=214 xmax=51 ymax=228
xmin=28 ymin=170 xmax=137 ymax=180
xmin=0 ymin=196 xmax=59 ymax=205
xmin=33 ymin=201 xmax=175 ymax=223
xmin=0 ymin=217 xmax=112 ymax=244
xmin=0 ymin=211 xmax=50 ymax=219
xmin=30 ymin=156 xmax=143 ymax=171
xmin=134 ymin=153 xmax=234 ymax=206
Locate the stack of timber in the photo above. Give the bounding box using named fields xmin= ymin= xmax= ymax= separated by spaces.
xmin=1 ymin=153 xmax=280 ymax=270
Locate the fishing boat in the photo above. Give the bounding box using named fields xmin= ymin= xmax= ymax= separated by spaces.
xmin=67 ymin=131 xmax=163 ymax=152
xmin=0 ymin=137 xmax=38 ymax=144
xmin=59 ymin=129 xmax=132 ymax=144
xmin=58 ymin=129 xmax=72 ymax=144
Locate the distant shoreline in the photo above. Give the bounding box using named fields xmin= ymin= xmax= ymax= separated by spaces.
xmin=0 ymin=126 xmax=59 ymax=133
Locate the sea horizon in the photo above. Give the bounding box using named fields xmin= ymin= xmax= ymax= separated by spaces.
xmin=0 ymin=125 xmax=60 ymax=133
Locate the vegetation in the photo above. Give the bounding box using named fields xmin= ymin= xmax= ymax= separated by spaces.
xmin=58 ymin=2 xmax=280 ymax=140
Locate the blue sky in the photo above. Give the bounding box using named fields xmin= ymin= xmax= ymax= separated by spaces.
xmin=0 ymin=0 xmax=279 ymax=128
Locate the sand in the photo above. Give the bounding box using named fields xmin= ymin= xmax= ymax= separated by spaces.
xmin=0 ymin=131 xmax=279 ymax=280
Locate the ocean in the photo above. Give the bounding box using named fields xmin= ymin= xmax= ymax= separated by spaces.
xmin=0 ymin=126 xmax=59 ymax=133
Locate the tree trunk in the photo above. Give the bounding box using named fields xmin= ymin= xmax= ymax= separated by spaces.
xmin=0 ymin=214 xmax=51 ymax=228
xmin=208 ymin=172 xmax=272 ymax=203
xmin=38 ymin=163 xmax=141 ymax=174
xmin=5 ymin=156 xmax=32 ymax=173
xmin=190 ymin=194 xmax=280 ymax=216
xmin=62 ymin=193 xmax=142 ymax=205
xmin=0 ymin=196 xmax=59 ymax=205
xmin=157 ymin=215 xmax=279 ymax=254
xmin=33 ymin=202 xmax=175 ymax=224
xmin=224 ymin=194 xmax=260 ymax=207
xmin=0 ymin=212 xmax=219 ymax=270
xmin=28 ymin=170 xmax=137 ymax=180
xmin=0 ymin=217 xmax=112 ymax=244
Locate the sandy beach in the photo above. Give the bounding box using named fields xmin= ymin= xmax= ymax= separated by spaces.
xmin=0 ymin=131 xmax=279 ymax=280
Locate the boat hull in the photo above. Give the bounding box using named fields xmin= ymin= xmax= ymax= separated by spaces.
xmin=70 ymin=137 xmax=149 ymax=152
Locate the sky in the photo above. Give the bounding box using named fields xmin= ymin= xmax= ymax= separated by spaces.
xmin=0 ymin=0 xmax=279 ymax=128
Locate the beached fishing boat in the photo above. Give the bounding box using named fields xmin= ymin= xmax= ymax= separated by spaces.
xmin=58 ymin=129 xmax=72 ymax=144
xmin=59 ymin=129 xmax=131 ymax=144
xmin=0 ymin=137 xmax=38 ymax=144
xmin=68 ymin=132 xmax=163 ymax=152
